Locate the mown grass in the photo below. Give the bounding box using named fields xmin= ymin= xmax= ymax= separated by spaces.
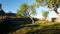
xmin=8 ymin=19 xmax=60 ymax=34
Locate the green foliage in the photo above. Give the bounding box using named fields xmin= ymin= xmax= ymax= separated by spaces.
xmin=29 ymin=6 xmax=37 ymax=16
xmin=35 ymin=0 xmax=60 ymax=7
xmin=17 ymin=9 xmax=26 ymax=17
xmin=20 ymin=3 xmax=28 ymax=11
xmin=17 ymin=3 xmax=28 ymax=17
xmin=42 ymin=11 xmax=49 ymax=19
xmin=17 ymin=3 xmax=37 ymax=18
xmin=56 ymin=2 xmax=60 ymax=8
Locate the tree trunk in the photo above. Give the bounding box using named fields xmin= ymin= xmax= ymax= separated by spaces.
xmin=53 ymin=7 xmax=60 ymax=22
xmin=53 ymin=7 xmax=59 ymax=14
xmin=29 ymin=15 xmax=34 ymax=24
xmin=45 ymin=17 xmax=47 ymax=21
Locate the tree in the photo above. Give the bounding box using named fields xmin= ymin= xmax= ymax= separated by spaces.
xmin=17 ymin=3 xmax=37 ymax=24
xmin=35 ymin=0 xmax=60 ymax=14
xmin=42 ymin=11 xmax=49 ymax=20
xmin=34 ymin=0 xmax=60 ymax=22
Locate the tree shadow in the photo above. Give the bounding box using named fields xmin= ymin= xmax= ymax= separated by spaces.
xmin=26 ymin=23 xmax=60 ymax=34
xmin=0 ymin=17 xmax=38 ymax=34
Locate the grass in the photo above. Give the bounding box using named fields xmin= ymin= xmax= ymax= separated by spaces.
xmin=0 ymin=18 xmax=60 ymax=34
xmin=8 ymin=19 xmax=60 ymax=34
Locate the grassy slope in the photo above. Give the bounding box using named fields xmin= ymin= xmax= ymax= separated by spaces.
xmin=9 ymin=20 xmax=60 ymax=34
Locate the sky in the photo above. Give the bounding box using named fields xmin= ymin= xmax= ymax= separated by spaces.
xmin=0 ymin=0 xmax=60 ymax=18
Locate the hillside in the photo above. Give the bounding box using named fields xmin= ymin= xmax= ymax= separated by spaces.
xmin=0 ymin=18 xmax=60 ymax=34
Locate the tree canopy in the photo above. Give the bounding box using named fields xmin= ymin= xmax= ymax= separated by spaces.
xmin=35 ymin=0 xmax=60 ymax=14
xmin=17 ymin=3 xmax=37 ymax=17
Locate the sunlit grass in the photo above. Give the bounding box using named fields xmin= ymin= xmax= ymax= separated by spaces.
xmin=9 ymin=19 xmax=60 ymax=34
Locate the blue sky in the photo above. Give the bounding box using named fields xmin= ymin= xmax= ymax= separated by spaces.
xmin=0 ymin=0 xmax=59 ymax=18
xmin=0 ymin=0 xmax=34 ymax=13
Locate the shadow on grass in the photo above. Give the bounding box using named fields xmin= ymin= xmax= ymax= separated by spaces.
xmin=0 ymin=17 xmax=38 ymax=34
xmin=26 ymin=23 xmax=60 ymax=34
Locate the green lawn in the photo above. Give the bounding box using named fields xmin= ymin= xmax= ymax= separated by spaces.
xmin=8 ymin=20 xmax=60 ymax=34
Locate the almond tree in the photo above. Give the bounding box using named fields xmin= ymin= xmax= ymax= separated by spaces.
xmin=17 ymin=3 xmax=37 ymax=24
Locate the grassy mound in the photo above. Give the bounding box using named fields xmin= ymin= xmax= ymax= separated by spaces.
xmin=0 ymin=19 xmax=60 ymax=34
xmin=8 ymin=20 xmax=60 ymax=34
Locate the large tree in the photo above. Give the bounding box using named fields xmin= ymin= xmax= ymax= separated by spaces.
xmin=34 ymin=0 xmax=60 ymax=22
xmin=35 ymin=0 xmax=60 ymax=14
xmin=17 ymin=3 xmax=37 ymax=24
